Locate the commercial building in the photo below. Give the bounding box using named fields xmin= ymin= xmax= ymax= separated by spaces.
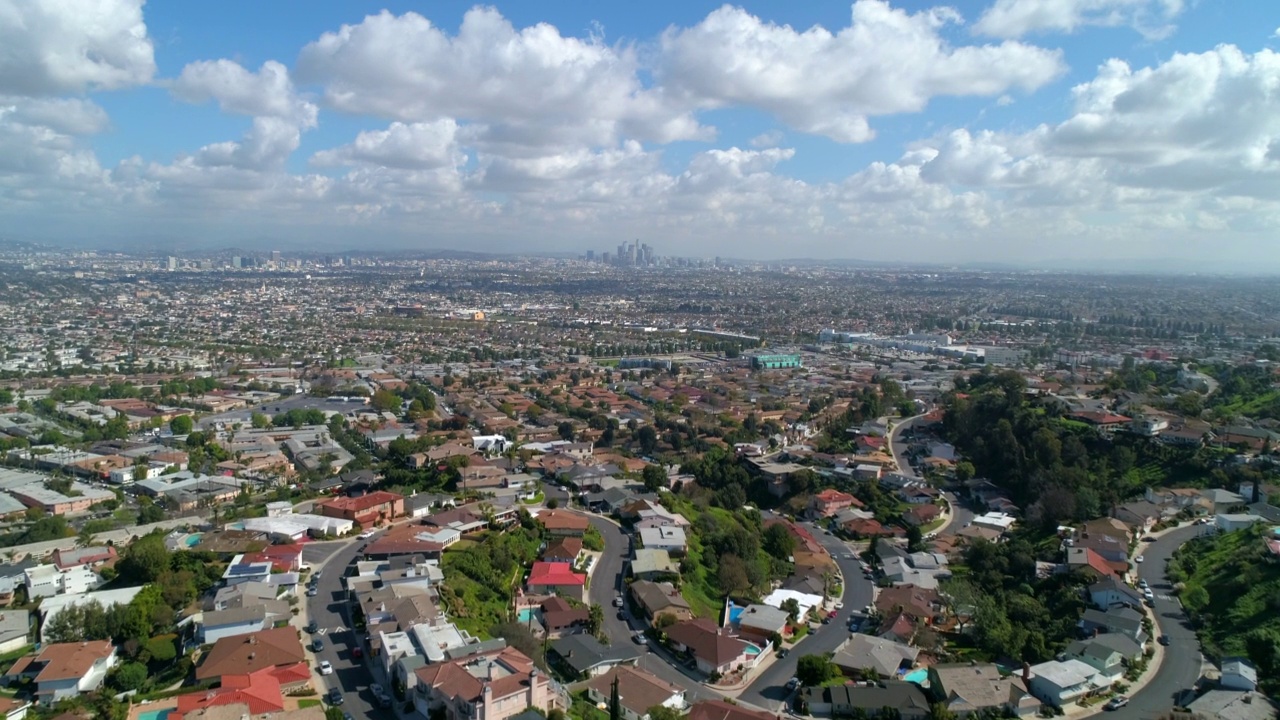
xmin=748 ymin=354 xmax=802 ymax=370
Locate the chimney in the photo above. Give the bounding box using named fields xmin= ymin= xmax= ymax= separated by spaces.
xmin=1022 ymin=662 xmax=1031 ymax=683
xmin=249 ymin=635 xmax=257 ymax=644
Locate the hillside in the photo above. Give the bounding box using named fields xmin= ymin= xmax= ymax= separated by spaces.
xmin=1168 ymin=525 xmax=1280 ymax=693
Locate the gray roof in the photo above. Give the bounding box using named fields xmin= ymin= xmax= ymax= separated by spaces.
xmin=1072 ymin=632 xmax=1142 ymax=660
xmin=831 ymin=634 xmax=920 ymax=677
xmin=801 ymin=681 xmax=930 ymax=713
xmin=735 ymin=604 xmax=790 ymax=634
xmin=631 ymin=549 xmax=676 ymax=576
xmin=931 ymin=663 xmax=1031 ymax=713
xmin=0 ymin=610 xmax=30 ymax=644
xmin=1187 ymin=690 xmax=1279 ymax=720
xmin=551 ymin=634 xmax=642 ymax=675
xmin=202 ymin=605 xmax=266 ymax=627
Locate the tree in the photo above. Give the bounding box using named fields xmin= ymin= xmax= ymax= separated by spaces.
xmin=116 ymin=533 xmax=170 ymax=584
xmin=642 ymin=464 xmax=668 ymax=492
xmin=250 ymin=411 xmax=270 ymax=429
xmin=717 ymin=554 xmax=751 ymax=596
xmin=370 ymin=389 xmax=400 ymax=414
xmin=906 ymin=525 xmax=925 ymax=553
xmin=796 ymin=654 xmax=838 ymax=686
xmin=169 ymin=414 xmax=193 ymax=435
xmin=647 ymin=707 xmax=685 ymax=720
xmin=137 ymin=497 xmax=165 ymax=524
xmin=587 ymin=603 xmax=605 ymax=636
xmin=110 ymin=662 xmax=148 ymax=692
xmin=763 ymin=523 xmax=797 ymax=559
xmin=954 ymin=461 xmax=975 ymax=483
xmin=636 ymin=425 xmax=659 ymax=454
xmin=782 ymin=598 xmax=801 ymax=624
xmin=557 ymin=421 xmax=575 ymax=442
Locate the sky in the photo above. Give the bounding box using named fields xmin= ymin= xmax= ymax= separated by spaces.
xmin=2 ymin=0 xmax=1279 ymax=270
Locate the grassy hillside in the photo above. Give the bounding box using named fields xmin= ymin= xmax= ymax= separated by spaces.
xmin=1168 ymin=525 xmax=1280 ymax=693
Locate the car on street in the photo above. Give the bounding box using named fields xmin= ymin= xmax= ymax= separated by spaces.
xmin=1104 ymin=696 xmax=1129 ymax=711
xmin=1135 ymin=555 xmax=1144 ymax=563
xmin=351 ymin=646 xmax=363 ymax=659
xmin=786 ymin=677 xmax=801 ymax=691
xmin=327 ymin=688 xmax=344 ymax=706
xmin=777 ymin=649 xmax=789 ymax=659
xmin=312 ymin=639 xmax=324 ymax=652
xmin=305 ymin=621 xmax=319 ymax=633
xmin=827 ymin=610 xmax=838 ymax=619
xmin=318 ymin=660 xmax=333 ymax=675
xmin=632 ymin=632 xmax=647 ymax=645
xmin=307 ymin=586 xmax=319 ymax=597
xmin=371 ymin=683 xmax=392 ymax=707
xmin=617 ymin=611 xmax=626 ymax=621
xmin=613 ymin=596 xmax=624 ymax=607
xmin=821 ymin=618 xmax=830 ymax=625
xmin=1158 ymin=635 xmax=1171 ymax=646
xmin=1138 ymin=579 xmax=1148 ymax=589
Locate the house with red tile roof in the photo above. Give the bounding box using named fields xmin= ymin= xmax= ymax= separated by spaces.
xmin=527 ymin=562 xmax=586 ymax=602
xmin=240 ymin=543 xmax=305 ymax=573
xmin=194 ymin=627 xmax=308 ymax=687
xmin=903 ymin=503 xmax=942 ymax=527
xmin=175 ymin=667 xmax=286 ymax=718
xmin=536 ymin=509 xmax=590 ymax=537
xmin=412 ymin=646 xmax=559 ymax=720
xmin=808 ymin=489 xmax=859 ymax=519
xmin=663 ymin=618 xmax=752 ymax=676
xmin=317 ymin=491 xmax=404 ymax=525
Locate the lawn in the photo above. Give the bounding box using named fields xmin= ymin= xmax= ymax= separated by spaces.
xmin=298 ymin=699 xmax=321 ymax=709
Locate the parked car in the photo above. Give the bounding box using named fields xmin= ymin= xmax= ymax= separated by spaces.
xmin=786 ymin=677 xmax=801 ymax=691
xmin=318 ymin=660 xmax=333 ymax=675
xmin=1158 ymin=635 xmax=1171 ymax=646
xmin=305 ymin=621 xmax=319 ymax=633
xmin=777 ymin=649 xmax=790 ymax=659
xmin=351 ymin=646 xmax=363 ymax=659
xmin=307 ymin=586 xmax=319 ymax=597
xmin=827 ymin=610 xmax=838 ymax=619
xmin=371 ymin=684 xmax=392 ymax=707
xmin=633 ymin=633 xmax=647 ymax=645
xmin=312 ymin=639 xmax=324 ymax=652
xmin=327 ymin=688 xmax=344 ymax=706
xmin=1104 ymin=696 xmax=1129 ymax=711
xmin=1135 ymin=555 xmax=1144 ymax=563
xmin=613 ymin=596 xmax=624 ymax=607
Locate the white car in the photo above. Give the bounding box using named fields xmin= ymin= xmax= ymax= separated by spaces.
xmin=318 ymin=660 xmax=333 ymax=675
xmin=1135 ymin=555 xmax=1144 ymax=563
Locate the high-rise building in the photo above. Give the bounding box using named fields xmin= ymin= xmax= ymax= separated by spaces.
xmin=586 ymin=250 xmax=595 ymax=261
xmin=232 ymin=256 xmax=243 ymax=269
xmin=271 ymin=250 xmax=282 ymax=263
xmin=166 ymin=256 xmax=177 ymax=271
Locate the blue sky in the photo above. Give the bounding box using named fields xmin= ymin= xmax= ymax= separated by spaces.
xmin=3 ymin=0 xmax=1280 ymax=270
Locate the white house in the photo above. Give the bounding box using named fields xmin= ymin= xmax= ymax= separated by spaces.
xmin=1215 ymin=514 xmax=1264 ymax=532
xmin=972 ymin=512 xmax=1017 ymax=534
xmin=1219 ymin=658 xmax=1258 ymax=692
xmin=1088 ymin=578 xmax=1143 ymax=610
xmin=1027 ymin=660 xmax=1101 ymax=707
xmin=199 ymin=605 xmax=273 ymax=644
xmin=638 ymin=526 xmax=687 ymax=553
xmin=23 ymin=640 xmax=118 ymax=706
xmin=23 ymin=565 xmax=102 ymax=600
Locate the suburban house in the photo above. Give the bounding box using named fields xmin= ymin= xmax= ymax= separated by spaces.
xmin=175 ymin=666 xmax=288 ymax=717
xmin=798 ymin=681 xmax=930 ymax=720
xmin=526 ymin=562 xmax=586 ymax=602
xmin=687 ymin=700 xmax=775 ymax=720
xmin=874 ymin=584 xmax=943 ymax=624
xmin=1027 ymin=660 xmax=1102 ymax=707
xmin=928 ymin=663 xmax=1038 ymax=717
xmin=1219 ymin=658 xmax=1258 ymax=692
xmin=539 ymin=597 xmax=589 ymax=639
xmin=536 ymin=509 xmax=590 ymax=537
xmin=1078 ymin=607 xmax=1147 ymax=644
xmin=541 ymin=538 xmax=584 ymax=565
xmin=0 ymin=611 xmax=29 ymax=654
xmin=808 ymin=489 xmax=859 ymax=519
xmin=1065 ymin=634 xmax=1141 ymax=683
xmin=629 ymin=581 xmax=693 ymax=624
xmin=831 ymin=634 xmax=919 ymax=679
xmin=5 ymin=640 xmax=117 ymax=706
xmin=50 ymin=546 xmax=116 ymax=573
xmin=317 ymin=491 xmax=405 ymax=525
xmin=630 ymin=549 xmax=677 ymax=581
xmin=1087 ymin=577 xmax=1143 ymax=609
xmin=221 ymin=556 xmax=275 ymax=588
xmin=549 ymin=634 xmax=642 ymax=679
xmin=412 ymin=646 xmax=559 ymax=720
xmin=663 ymin=618 xmax=752 ymax=677
xmin=733 ymin=604 xmax=789 ymax=644
xmin=638 ymin=526 xmax=687 ymax=554
xmin=1201 ymin=488 xmax=1247 ymax=514
xmin=1064 ymin=548 xmax=1118 ymax=581
xmin=585 ymin=666 xmax=685 ymax=720
xmin=194 ymin=627 xmax=309 ymax=687
xmin=200 ymin=605 xmax=282 ymax=644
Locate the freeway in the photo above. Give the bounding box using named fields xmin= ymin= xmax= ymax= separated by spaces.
xmin=737 ymin=516 xmax=875 ymax=711
xmin=305 ymin=537 xmax=379 ymax=719
xmin=1111 ymin=524 xmax=1210 ymax=719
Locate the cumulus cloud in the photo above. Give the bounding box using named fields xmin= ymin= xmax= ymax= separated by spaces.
xmin=296 ymin=7 xmax=709 ymax=151
xmin=0 ymin=0 xmax=155 ymax=96
xmin=1 ymin=97 xmax=109 ymax=136
xmin=313 ymin=120 xmax=464 ymax=170
xmin=658 ymin=0 xmax=1065 ymax=143
xmin=974 ymin=0 xmax=1185 ymax=39
xmin=171 ymin=59 xmax=318 ymax=172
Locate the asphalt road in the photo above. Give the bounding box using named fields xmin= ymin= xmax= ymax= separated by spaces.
xmin=305 ymin=537 xmax=379 ymax=718
xmin=583 ymin=511 xmax=726 ymax=705
xmin=738 ymin=517 xmax=875 ymax=712
xmin=1111 ymin=525 xmax=1211 ymax=719
xmin=887 ymin=414 xmax=973 ymax=534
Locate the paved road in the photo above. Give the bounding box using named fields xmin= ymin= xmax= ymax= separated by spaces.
xmin=584 ymin=512 xmax=726 ymax=705
xmin=887 ymin=414 xmax=973 ymax=534
xmin=1111 ymin=525 xmax=1210 ymax=719
xmin=738 ymin=517 xmax=874 ymax=712
xmin=305 ymin=537 xmax=379 ymax=718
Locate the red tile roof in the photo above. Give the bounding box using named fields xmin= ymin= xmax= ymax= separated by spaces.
xmin=32 ymin=641 xmax=114 ymax=682
xmin=319 ymin=490 xmax=404 ymax=513
xmin=176 ymin=667 xmax=285 ymax=718
xmin=528 ymin=562 xmax=585 ymax=587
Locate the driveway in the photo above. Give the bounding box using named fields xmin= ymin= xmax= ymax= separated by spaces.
xmin=305 ymin=538 xmax=380 ymax=719
xmin=1108 ymin=525 xmax=1211 ymax=719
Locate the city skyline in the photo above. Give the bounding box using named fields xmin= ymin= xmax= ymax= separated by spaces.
xmin=2 ymin=1 xmax=1279 ymax=271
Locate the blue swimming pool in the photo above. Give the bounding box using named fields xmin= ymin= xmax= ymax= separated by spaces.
xmin=903 ymin=669 xmax=928 ymax=685
xmin=138 ymin=710 xmax=172 ymax=720
xmin=518 ymin=608 xmax=536 ymax=622
xmin=183 ymin=533 xmax=202 ymax=547
xmin=743 ymin=642 xmax=763 ymax=656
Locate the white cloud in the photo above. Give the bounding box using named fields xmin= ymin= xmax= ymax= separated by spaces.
xmin=313 ymin=120 xmax=464 ymax=170
xmin=1 ymin=97 xmax=109 ymax=136
xmin=171 ymin=60 xmax=318 ymax=172
xmin=658 ymin=0 xmax=1065 ymax=143
xmin=296 ymin=7 xmax=708 ymax=151
xmin=974 ymin=0 xmax=1185 ymax=39
xmin=749 ymin=130 xmax=785 ymax=148
xmin=0 ymin=0 xmax=155 ymax=96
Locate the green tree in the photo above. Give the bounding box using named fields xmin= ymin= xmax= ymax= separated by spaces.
xmin=717 ymin=553 xmax=751 ymax=596
xmin=954 ymin=461 xmax=975 ymax=483
xmin=169 ymin=414 xmax=194 ymax=435
xmin=763 ymin=523 xmax=797 ymax=559
xmin=796 ymin=654 xmax=838 ymax=686
xmin=636 ymin=425 xmax=659 ymax=454
xmin=587 ymin=603 xmax=604 ymax=636
xmin=137 ymin=497 xmax=165 ymax=524
xmin=250 ymin=411 xmax=270 ymax=429
xmin=110 ymin=662 xmax=148 ymax=692
xmin=557 ymin=421 xmax=575 ymax=442
xmin=642 ymin=464 xmax=668 ymax=492
xmin=116 ymin=533 xmax=170 ymax=584
xmin=370 ymin=389 xmax=401 ymax=414
xmin=647 ymin=707 xmax=685 ymax=720
xmin=906 ymin=525 xmax=925 ymax=553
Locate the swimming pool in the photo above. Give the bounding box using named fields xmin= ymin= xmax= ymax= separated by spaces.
xmin=518 ymin=608 xmax=536 ymax=622
xmin=183 ymin=533 xmax=203 ymax=547
xmin=138 ymin=709 xmax=172 ymax=720
xmin=743 ymin=642 xmax=763 ymax=656
xmin=903 ymin=669 xmax=929 ymax=685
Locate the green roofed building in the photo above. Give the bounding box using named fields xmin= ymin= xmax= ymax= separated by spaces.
xmin=749 ymin=354 xmax=802 ymax=369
